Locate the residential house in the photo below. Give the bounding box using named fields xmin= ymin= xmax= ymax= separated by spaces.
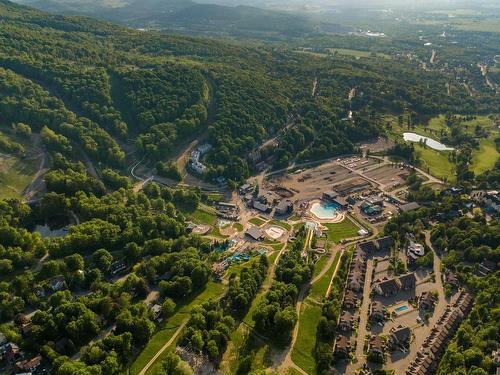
xmin=407 ymin=239 xmax=425 ymax=264
xmin=483 ymin=190 xmax=500 ymax=214
xmin=399 ymin=272 xmax=417 ymax=291
xmin=3 ymin=342 xmax=21 ymax=362
xmin=47 ymin=275 xmax=67 ymax=292
xmin=444 ymin=271 xmax=459 ymax=288
xmin=334 ymin=335 xmax=352 ymax=357
xmin=348 ymin=271 xmax=364 ymax=292
xmin=339 ymin=311 xmax=354 ymax=331
xmin=151 ymin=304 xmax=163 ymax=323
xmin=343 ymin=290 xmax=357 ymax=309
xmin=478 ymin=259 xmax=496 ymax=277
xmin=373 ymin=277 xmax=400 ymax=296
xmin=110 ymin=259 xmax=128 ymax=276
xmin=245 ymin=226 xmax=264 ymax=241
xmin=369 ymin=335 xmax=385 ymax=355
xmin=370 ymin=301 xmax=386 ymax=322
xmin=419 ymin=291 xmax=437 ymax=310
xmin=376 ymin=236 xmax=394 ymax=252
xmin=389 ymin=325 xmax=411 ymax=349
xmin=15 ymin=355 xmax=42 ymax=373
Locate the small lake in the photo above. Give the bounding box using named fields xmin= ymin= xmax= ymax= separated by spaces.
xmin=403 ymin=132 xmax=455 ymax=151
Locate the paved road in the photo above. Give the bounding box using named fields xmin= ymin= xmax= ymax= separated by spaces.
xmin=348 ymin=258 xmax=374 ymax=372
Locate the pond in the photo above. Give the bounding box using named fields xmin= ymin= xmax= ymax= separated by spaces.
xmin=403 ymin=132 xmax=455 ymax=151
xmin=310 ymin=202 xmax=340 ymax=220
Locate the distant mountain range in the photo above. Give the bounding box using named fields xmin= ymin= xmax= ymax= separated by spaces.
xmin=13 ymin=0 xmax=351 ymax=39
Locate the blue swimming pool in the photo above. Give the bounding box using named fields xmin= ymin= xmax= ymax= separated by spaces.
xmin=310 ymin=202 xmax=339 ymax=220
xmin=395 ymin=305 xmax=409 ymax=313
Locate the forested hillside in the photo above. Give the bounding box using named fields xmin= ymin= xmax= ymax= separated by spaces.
xmin=1 ymin=0 xmax=498 ymax=186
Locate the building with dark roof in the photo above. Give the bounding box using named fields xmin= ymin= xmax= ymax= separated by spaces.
xmin=322 ymin=191 xmax=338 ymax=201
xmin=374 ymin=277 xmax=400 ymax=296
xmin=245 ymin=226 xmax=264 ymax=241
xmin=370 ymin=301 xmax=386 ymax=322
xmin=253 ymin=200 xmax=271 ymax=213
xmin=334 ymin=335 xmax=352 ymax=357
xmin=376 ymin=236 xmax=394 ymax=252
xmin=275 ymin=200 xmax=293 ymax=216
xmin=369 ymin=335 xmax=385 ymax=355
xmin=399 ymin=272 xmax=417 ymax=290
xmin=339 ymin=311 xmax=354 ymax=331
xmin=15 ymin=355 xmax=42 ymax=373
xmin=343 ymin=290 xmax=357 ymax=309
xmin=399 ymin=202 xmax=421 ymax=213
xmin=358 ymin=240 xmax=377 ymax=253
xmin=333 ymin=196 xmax=349 ymax=209
xmin=389 ymin=325 xmax=411 ymax=349
xmin=419 ymin=291 xmax=436 ymax=310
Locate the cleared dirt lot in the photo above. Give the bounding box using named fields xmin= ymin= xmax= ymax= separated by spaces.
xmin=266 ymin=160 xmax=376 ymax=202
xmin=364 ymin=165 xmax=410 ymax=189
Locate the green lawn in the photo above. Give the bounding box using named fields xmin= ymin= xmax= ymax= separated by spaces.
xmin=324 ymin=218 xmax=359 ymax=243
xmin=130 ymin=281 xmax=226 ymax=375
xmin=415 ymin=145 xmax=455 ymax=181
xmin=249 ymin=217 xmax=267 ymax=226
xmin=210 ymin=226 xmax=229 ymax=239
xmin=0 ymin=155 xmax=38 ymax=200
xmin=471 ymin=138 xmax=500 ymax=175
xmin=312 ymin=255 xmax=329 ymax=279
xmin=291 ymin=252 xmax=341 ymax=374
xmin=233 ymin=222 xmax=244 ymax=232
xmin=189 ymin=208 xmax=217 ymax=225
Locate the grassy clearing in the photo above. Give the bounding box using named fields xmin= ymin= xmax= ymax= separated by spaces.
xmin=249 ymin=217 xmax=267 ymax=226
xmin=415 ymin=145 xmax=455 ymax=181
xmin=291 ymin=252 xmax=341 ymax=374
xmin=210 ymin=226 xmax=229 ymax=239
xmin=328 ymin=48 xmax=390 ymax=59
xmin=267 ymin=242 xmax=286 ymax=251
xmin=471 ymin=138 xmax=499 ymax=175
xmin=189 ymin=208 xmax=217 ymax=225
xmin=131 ymin=281 xmax=226 ymax=375
xmin=0 ymin=155 xmax=38 ymax=200
xmin=324 ymin=218 xmax=359 ymax=243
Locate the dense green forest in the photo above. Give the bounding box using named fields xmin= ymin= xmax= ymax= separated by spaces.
xmin=1 ymin=0 xmax=498 ymax=184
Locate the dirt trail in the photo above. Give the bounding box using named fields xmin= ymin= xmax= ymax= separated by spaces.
xmin=138 ymin=320 xmax=189 ymax=375
xmin=312 ymin=77 xmax=318 ymax=97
